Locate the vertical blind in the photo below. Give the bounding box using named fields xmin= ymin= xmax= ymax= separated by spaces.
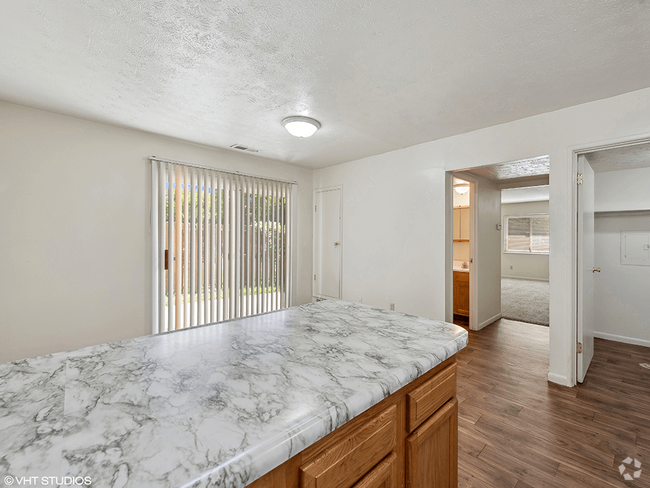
xmin=505 ymin=215 xmax=550 ymax=253
xmin=151 ymin=158 xmax=294 ymax=333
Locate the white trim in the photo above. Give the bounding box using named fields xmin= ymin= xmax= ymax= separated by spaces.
xmin=501 ymin=275 xmax=549 ymax=282
xmin=151 ymin=162 xmax=159 ymax=335
xmin=478 ymin=313 xmax=502 ymax=331
xmin=547 ymin=372 xmax=572 ymax=387
xmin=469 ymin=179 xmax=478 ymax=331
xmin=594 ymin=332 xmax=650 ymax=348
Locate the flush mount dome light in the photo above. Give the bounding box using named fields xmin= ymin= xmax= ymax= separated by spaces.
xmin=282 ymin=116 xmax=321 ymax=138
xmin=455 ymin=186 xmax=470 ymax=194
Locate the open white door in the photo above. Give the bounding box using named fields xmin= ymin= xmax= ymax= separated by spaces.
xmin=577 ymin=155 xmax=595 ymax=383
xmin=314 ymin=188 xmax=342 ymax=299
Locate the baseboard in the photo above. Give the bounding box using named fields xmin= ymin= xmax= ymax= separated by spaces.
xmin=594 ymin=332 xmax=650 ymax=348
xmin=476 ymin=313 xmax=502 ymax=331
xmin=547 ymin=372 xmax=574 ymax=387
xmin=501 ymin=275 xmax=549 ymax=282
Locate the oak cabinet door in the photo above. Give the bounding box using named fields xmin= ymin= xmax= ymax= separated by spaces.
xmin=352 ymin=452 xmax=398 ymax=488
xmin=406 ymin=399 xmax=458 ymax=488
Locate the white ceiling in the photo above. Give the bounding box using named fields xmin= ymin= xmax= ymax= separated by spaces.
xmin=2 ymin=2 xmax=650 ymax=169
xmin=585 ymin=143 xmax=650 ymax=173
xmin=502 ymin=186 xmax=550 ymax=204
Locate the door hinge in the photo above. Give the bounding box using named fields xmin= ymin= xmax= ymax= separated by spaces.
xmin=577 ymin=173 xmax=583 ymax=185
xmin=315 ymin=205 xmax=317 ymax=212
xmin=314 ymin=274 xmax=316 ymax=281
xmin=577 ymin=342 xmax=583 ymax=354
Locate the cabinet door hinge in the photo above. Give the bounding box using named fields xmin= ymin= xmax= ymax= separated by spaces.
xmin=577 ymin=342 xmax=583 ymax=354
xmin=577 ymin=173 xmax=583 ymax=185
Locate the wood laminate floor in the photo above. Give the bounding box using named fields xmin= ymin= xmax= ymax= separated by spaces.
xmin=456 ymin=318 xmax=650 ymax=488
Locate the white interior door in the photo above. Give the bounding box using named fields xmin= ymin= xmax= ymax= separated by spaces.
xmin=577 ymin=155 xmax=595 ymax=383
xmin=314 ymin=188 xmax=341 ymax=299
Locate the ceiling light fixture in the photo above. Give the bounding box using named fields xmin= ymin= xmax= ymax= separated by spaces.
xmin=282 ymin=116 xmax=321 ymax=138
xmin=455 ymin=186 xmax=470 ymax=194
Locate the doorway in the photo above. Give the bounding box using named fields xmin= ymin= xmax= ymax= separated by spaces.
xmin=573 ymin=139 xmax=650 ymax=382
xmin=452 ymin=178 xmax=472 ymax=327
xmin=313 ymin=186 xmax=342 ymax=300
xmin=448 ymin=156 xmax=550 ymax=332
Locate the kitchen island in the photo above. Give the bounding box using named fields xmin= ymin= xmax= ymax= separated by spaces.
xmin=0 ymin=300 xmax=467 ymax=488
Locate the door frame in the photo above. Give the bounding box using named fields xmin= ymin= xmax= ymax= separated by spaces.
xmin=568 ymin=133 xmax=650 ymax=384
xmin=447 ymin=172 xmax=478 ymax=330
xmin=313 ymin=185 xmax=343 ymax=300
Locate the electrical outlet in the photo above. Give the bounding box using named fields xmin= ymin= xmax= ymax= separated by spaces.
xmin=390 ymin=303 xmax=395 ymax=311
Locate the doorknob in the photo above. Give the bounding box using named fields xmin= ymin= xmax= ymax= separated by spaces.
xmin=592 ymin=267 xmax=601 ymax=273
xmin=334 ymin=242 xmax=340 ymax=246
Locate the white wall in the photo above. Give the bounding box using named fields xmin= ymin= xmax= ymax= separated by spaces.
xmin=453 ymin=241 xmax=470 ymax=262
xmin=594 ymin=167 xmax=650 ymax=212
xmin=474 ymin=177 xmax=502 ymax=329
xmin=312 ymin=146 xmax=447 ymax=318
xmin=501 ymin=200 xmax=550 ymax=280
xmin=0 ymin=101 xmax=313 ymax=363
xmin=314 ymin=86 xmax=650 ymax=387
xmin=594 ymin=212 xmax=650 ymax=346
xmin=452 ymin=187 xmax=470 ymax=207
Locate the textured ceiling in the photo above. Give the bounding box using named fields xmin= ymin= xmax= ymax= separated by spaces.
xmin=2 ymin=2 xmax=650 ymax=168
xmin=459 ymin=156 xmax=550 ymax=182
xmin=585 ymin=143 xmax=650 ymax=173
xmin=502 ymin=185 xmax=550 ymax=204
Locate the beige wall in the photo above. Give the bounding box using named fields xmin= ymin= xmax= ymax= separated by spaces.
xmin=501 ymin=200 xmax=550 ymax=280
xmin=0 ymin=101 xmax=313 ymax=363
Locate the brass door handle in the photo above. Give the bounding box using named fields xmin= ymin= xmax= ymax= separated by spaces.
xmin=334 ymin=242 xmax=340 ymax=246
xmin=592 ymin=267 xmax=601 ymax=273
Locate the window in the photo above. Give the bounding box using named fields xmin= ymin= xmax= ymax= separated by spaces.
xmin=504 ymin=214 xmax=549 ymax=254
xmin=151 ymin=158 xmax=294 ymax=333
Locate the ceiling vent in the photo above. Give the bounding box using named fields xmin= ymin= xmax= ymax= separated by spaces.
xmin=230 ymin=144 xmax=259 ymax=153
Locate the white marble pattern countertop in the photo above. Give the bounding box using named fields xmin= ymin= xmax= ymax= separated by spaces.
xmin=0 ymin=300 xmax=467 ymax=488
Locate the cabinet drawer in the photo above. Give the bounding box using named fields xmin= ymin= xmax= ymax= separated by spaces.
xmin=301 ymin=405 xmax=397 ymax=488
xmin=352 ymin=452 xmax=398 ymax=488
xmin=407 ymin=363 xmax=456 ymax=432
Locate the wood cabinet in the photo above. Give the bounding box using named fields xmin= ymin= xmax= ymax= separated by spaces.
xmin=452 ymin=207 xmax=470 ymax=241
xmin=406 ymin=399 xmax=458 ymax=488
xmin=247 ymin=358 xmax=458 ymax=488
xmin=453 ymin=272 xmax=469 ymax=317
xmin=353 ymin=452 xmax=398 ymax=488
xmin=300 ymin=405 xmax=397 ymax=488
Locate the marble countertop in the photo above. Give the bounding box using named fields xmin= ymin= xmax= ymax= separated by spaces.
xmin=0 ymin=300 xmax=467 ymax=488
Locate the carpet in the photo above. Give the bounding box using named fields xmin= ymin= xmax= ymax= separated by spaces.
xmin=501 ymin=278 xmax=549 ymax=326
